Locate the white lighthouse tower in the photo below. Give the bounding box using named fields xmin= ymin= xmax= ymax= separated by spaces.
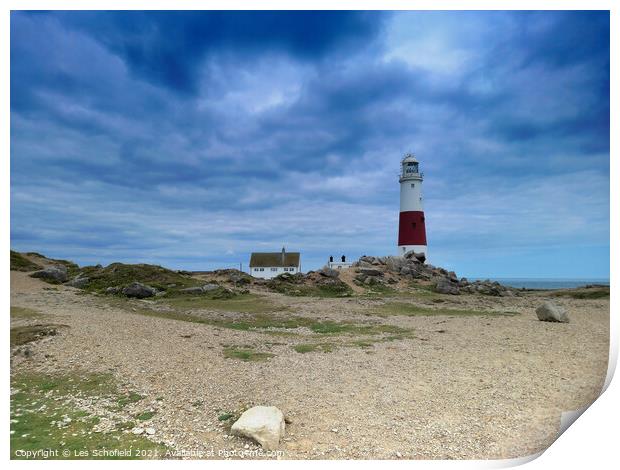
xmin=398 ymin=153 xmax=428 ymax=260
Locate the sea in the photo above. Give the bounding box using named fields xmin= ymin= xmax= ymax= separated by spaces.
xmin=472 ymin=278 xmax=610 ymax=290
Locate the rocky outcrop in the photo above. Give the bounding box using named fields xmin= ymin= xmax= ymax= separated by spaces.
xmin=30 ymin=265 xmax=68 ymax=283
xmin=319 ymin=267 xmax=340 ymax=278
xmin=350 ymin=255 xmax=514 ymax=296
xmin=435 ymin=278 xmax=459 ymax=295
xmin=267 ymin=271 xmax=352 ymax=297
xmin=66 ymin=275 xmax=89 ymax=288
xmin=231 ymin=406 xmax=285 ymax=450
xmin=122 ymin=282 xmax=157 ymax=298
xmin=536 ymin=302 xmax=570 ymax=323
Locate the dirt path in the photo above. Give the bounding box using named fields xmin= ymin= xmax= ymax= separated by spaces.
xmin=10 ymin=272 xmax=609 ymax=459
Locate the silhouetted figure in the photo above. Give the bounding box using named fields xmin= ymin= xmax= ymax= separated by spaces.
xmin=341 ymin=255 xmax=346 ymax=262
xmin=329 ymin=256 xmax=334 ymax=263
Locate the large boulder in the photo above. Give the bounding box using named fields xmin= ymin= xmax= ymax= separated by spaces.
xmin=434 ymin=278 xmax=460 ymax=295
xmin=386 ymin=257 xmax=406 ymax=273
xmin=319 ymin=267 xmax=340 ymax=278
xmin=404 ymin=251 xmax=426 ymax=263
xmin=122 ymin=282 xmax=156 ymax=299
xmin=66 ymin=275 xmax=89 ymax=288
xmin=179 ymin=286 xmax=205 ymax=295
xmin=230 ymin=406 xmax=285 ymax=450
xmin=358 ymin=268 xmax=383 ymax=277
xmin=30 ymin=265 xmax=68 ymax=283
xmin=536 ymin=302 xmax=570 ymax=323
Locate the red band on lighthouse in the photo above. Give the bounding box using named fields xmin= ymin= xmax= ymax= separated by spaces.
xmin=398 ymin=211 xmax=427 ymax=246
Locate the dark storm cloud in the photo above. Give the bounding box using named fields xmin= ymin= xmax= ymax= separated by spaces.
xmin=10 ymin=11 xmax=609 ymax=276
xmin=47 ymin=10 xmax=387 ymax=94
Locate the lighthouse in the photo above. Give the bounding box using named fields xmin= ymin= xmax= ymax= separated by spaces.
xmin=398 ymin=153 xmax=427 ymax=260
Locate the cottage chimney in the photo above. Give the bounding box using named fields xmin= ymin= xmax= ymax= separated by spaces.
xmin=281 ymin=246 xmax=286 ymax=265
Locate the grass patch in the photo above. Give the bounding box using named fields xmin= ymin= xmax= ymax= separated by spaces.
xmin=11 ymin=306 xmax=45 ymax=321
xmin=293 ymin=343 xmax=336 ymax=353
xmin=10 ymin=251 xmax=42 ymax=272
xmin=135 ymin=411 xmax=156 ymax=421
xmin=308 ymin=320 xmax=409 ymax=335
xmin=266 ymin=273 xmax=353 ymax=298
xmin=223 ymin=346 xmax=275 ymax=362
xmin=77 ymin=262 xmax=203 ymax=294
xmin=293 ymin=334 xmax=411 ymax=354
xmin=10 ymin=324 xmax=68 ymax=347
xmin=111 ymin=297 xmax=415 ymax=340
xmin=10 ymin=373 xmax=165 ymax=459
xmin=550 ymin=287 xmax=609 ymax=299
xmin=162 ymin=293 xmax=283 ymax=314
xmin=218 ymin=412 xmax=235 ymax=421
xmin=116 ymin=392 xmax=143 ymax=409
xmin=373 ymin=302 xmax=519 ymax=318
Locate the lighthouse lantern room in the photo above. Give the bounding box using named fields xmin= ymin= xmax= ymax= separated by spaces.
xmin=398 ymin=153 xmax=428 ymax=260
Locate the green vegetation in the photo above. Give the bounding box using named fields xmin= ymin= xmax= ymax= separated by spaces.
xmin=162 ymin=293 xmax=283 ymax=314
xmin=116 ymin=392 xmax=143 ymax=409
xmin=78 ymin=262 xmax=203 ymax=293
xmin=550 ymin=286 xmax=609 ymax=300
xmin=223 ymin=346 xmax=275 ymax=362
xmin=11 ymin=306 xmax=45 ymax=321
xmin=372 ymin=302 xmax=520 ymax=318
xmin=266 ymin=273 xmax=353 ymax=298
xmin=307 ymin=320 xmax=408 ymax=335
xmin=293 ymin=342 xmax=336 ymax=353
xmin=135 ymin=411 xmax=156 ymax=421
xmin=293 ymin=334 xmax=410 ymax=354
xmin=26 ymin=252 xmax=80 ymax=276
xmin=10 ymin=373 xmax=165 ymax=459
xmin=10 ymin=251 xmax=42 ymax=272
xmin=10 ymin=324 xmax=68 ymax=347
xmin=218 ymin=412 xmax=235 ymax=421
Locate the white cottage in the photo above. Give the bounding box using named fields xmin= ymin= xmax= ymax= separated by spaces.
xmin=249 ymin=247 xmax=301 ymax=279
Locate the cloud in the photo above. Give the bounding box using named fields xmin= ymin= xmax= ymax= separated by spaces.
xmin=10 ymin=11 xmax=609 ymax=277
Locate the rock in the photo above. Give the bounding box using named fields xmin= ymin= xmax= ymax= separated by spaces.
xmin=434 ymin=278 xmax=460 ymax=295
xmin=30 ymin=265 xmax=68 ymax=283
xmin=145 ymin=427 xmax=156 ymax=435
xmin=66 ymin=275 xmax=89 ymax=288
xmin=358 ymin=268 xmax=383 ymax=277
xmin=202 ymin=284 xmax=220 ymax=292
xmin=319 ymin=267 xmax=340 ymax=278
xmin=386 ymin=257 xmax=406 ymax=272
xmin=536 ymin=302 xmax=570 ymax=323
xmin=132 ymin=427 xmax=145 ymax=435
xmin=179 ymin=287 xmax=205 ymax=295
xmin=404 ymin=251 xmax=426 ymax=263
xmin=229 ymin=273 xmax=250 ymax=285
xmin=105 ymin=286 xmax=121 ymax=295
xmin=231 ymin=406 xmax=285 ymax=450
xmin=122 ymin=282 xmax=156 ymax=299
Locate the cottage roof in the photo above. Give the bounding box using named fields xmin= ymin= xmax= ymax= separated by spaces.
xmin=249 ymin=252 xmax=300 ymax=268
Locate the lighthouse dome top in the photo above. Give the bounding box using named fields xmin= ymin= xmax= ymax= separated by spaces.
xmin=402 ymin=153 xmax=418 ymax=164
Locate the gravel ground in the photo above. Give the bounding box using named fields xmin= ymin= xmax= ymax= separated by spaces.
xmin=10 ymin=272 xmax=609 ymax=460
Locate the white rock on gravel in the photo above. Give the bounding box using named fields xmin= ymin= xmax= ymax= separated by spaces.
xmin=145 ymin=427 xmax=156 ymax=435
xmin=132 ymin=427 xmax=145 ymax=435
xmin=230 ymin=406 xmax=285 ymax=450
xmin=536 ymin=302 xmax=570 ymax=323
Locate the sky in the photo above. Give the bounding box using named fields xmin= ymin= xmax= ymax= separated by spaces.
xmin=10 ymin=11 xmax=610 ymax=278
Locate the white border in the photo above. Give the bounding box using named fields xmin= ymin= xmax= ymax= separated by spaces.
xmin=2 ymin=2 xmax=616 ymax=469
